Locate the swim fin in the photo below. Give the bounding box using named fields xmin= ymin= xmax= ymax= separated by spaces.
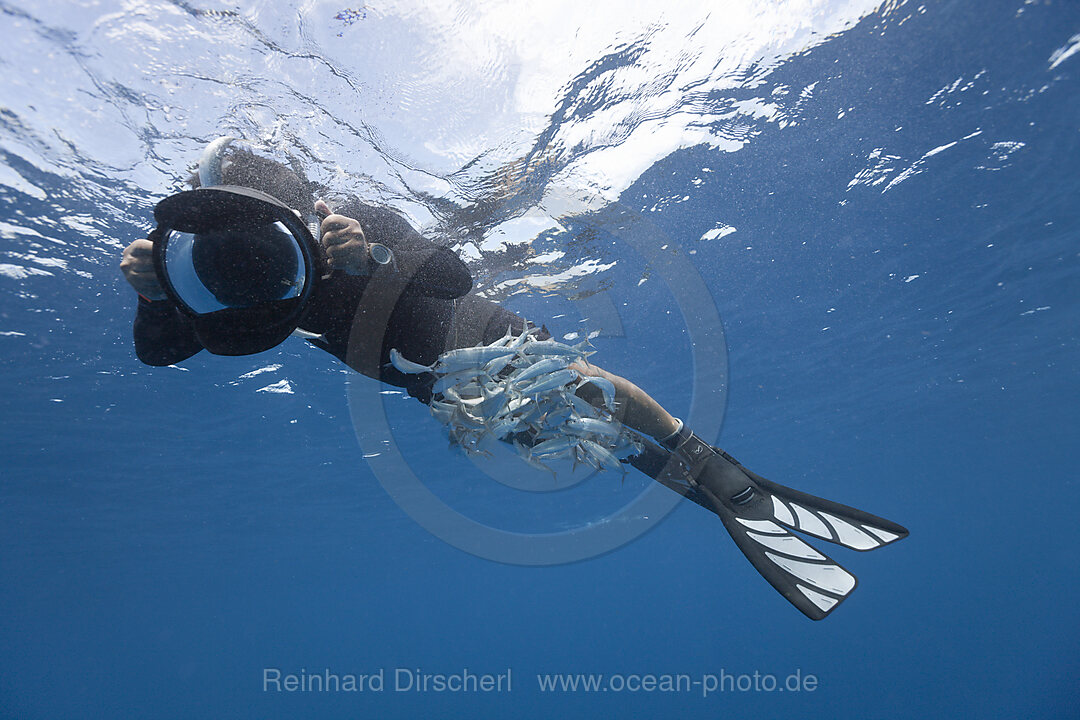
xmin=631 ymin=429 xmax=908 ymax=620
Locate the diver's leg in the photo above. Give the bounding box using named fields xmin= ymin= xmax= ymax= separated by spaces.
xmin=571 ymin=361 xmax=681 ymax=442
xmin=570 ymin=361 xmax=909 ymax=623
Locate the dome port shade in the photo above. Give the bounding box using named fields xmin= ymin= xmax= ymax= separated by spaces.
xmin=153 ymin=186 xmax=301 ymax=235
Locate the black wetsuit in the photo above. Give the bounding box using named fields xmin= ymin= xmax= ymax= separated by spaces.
xmin=132 ymin=198 xmax=532 ymax=403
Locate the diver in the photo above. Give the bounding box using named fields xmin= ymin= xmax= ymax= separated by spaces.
xmin=120 ymin=139 xmax=907 ymax=619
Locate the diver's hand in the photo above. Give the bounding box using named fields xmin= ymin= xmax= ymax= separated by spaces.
xmin=315 ymin=199 xmax=371 ymax=275
xmin=120 ymin=238 xmax=167 ymax=300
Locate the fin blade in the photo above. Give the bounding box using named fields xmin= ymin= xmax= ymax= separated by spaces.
xmin=745 ymin=468 xmax=909 ymax=551
xmin=703 ymin=485 xmax=856 ymax=621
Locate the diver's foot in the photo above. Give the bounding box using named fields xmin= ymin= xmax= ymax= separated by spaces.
xmin=660 ymin=423 xmax=752 ymax=506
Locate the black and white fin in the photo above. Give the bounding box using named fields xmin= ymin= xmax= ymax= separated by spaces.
xmin=700 ymin=486 xmax=857 ymax=620
xmin=743 ymin=468 xmax=909 ymax=551
xmin=627 ymin=439 xmax=907 ymax=620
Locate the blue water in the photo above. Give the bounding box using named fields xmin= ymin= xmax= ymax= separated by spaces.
xmin=2 ymin=1 xmax=1078 ymax=718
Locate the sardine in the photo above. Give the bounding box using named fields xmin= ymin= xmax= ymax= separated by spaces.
xmin=520 ymin=339 xmax=588 ymax=357
xmin=291 ymin=328 xmax=326 ymax=343
xmin=486 ymin=325 xmax=516 ymax=348
xmin=436 ymin=346 xmax=519 ymax=372
xmin=568 ymin=392 xmax=603 ymax=419
xmin=531 ymin=436 xmax=577 ymax=458
xmin=432 ymin=367 xmax=489 ymax=394
xmin=577 ymin=375 xmax=616 ymax=410
xmin=484 ymin=352 xmax=518 ymax=378
xmin=520 ymin=368 xmax=579 ymax=396
xmin=565 ymin=416 xmax=622 ymax=440
xmin=430 ymin=400 xmax=456 ymax=424
xmin=507 ymin=356 xmax=570 ymax=385
xmin=579 ymin=439 xmax=623 ymax=471
xmin=390 ymin=348 xmax=433 ymax=374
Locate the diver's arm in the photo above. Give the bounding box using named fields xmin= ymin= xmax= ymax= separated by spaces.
xmin=331 ymin=198 xmax=472 ymax=299
xmin=132 ymin=297 xmax=204 ymax=366
xmin=121 ymin=236 xmax=204 ymax=365
xmin=384 ymin=242 xmax=472 ymax=299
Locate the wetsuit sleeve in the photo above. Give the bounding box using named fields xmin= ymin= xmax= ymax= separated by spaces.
xmin=132 ymin=296 xmax=203 ymax=366
xmin=333 ymin=198 xmax=472 ymax=299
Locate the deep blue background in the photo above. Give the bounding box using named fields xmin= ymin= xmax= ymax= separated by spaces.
xmin=1 ymin=1 xmax=1078 ymax=717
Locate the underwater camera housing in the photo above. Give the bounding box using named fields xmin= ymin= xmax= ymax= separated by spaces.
xmin=150 ymin=185 xmax=327 ymax=356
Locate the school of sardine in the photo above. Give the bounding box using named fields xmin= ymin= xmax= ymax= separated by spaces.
xmin=390 ymin=325 xmax=643 ymax=475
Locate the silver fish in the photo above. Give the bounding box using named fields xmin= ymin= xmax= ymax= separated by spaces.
xmin=430 ymin=400 xmax=456 ymax=424
xmin=577 ymin=375 xmax=616 ymax=410
xmin=567 ymin=392 xmax=603 ymax=419
xmin=531 ymin=436 xmax=577 ymax=458
xmin=291 ymin=327 xmax=326 ymax=343
xmin=505 ymin=395 xmax=532 ymax=414
xmin=521 ymin=339 xmax=591 ymax=357
xmin=513 ymin=439 xmax=557 ymax=477
xmin=432 ymin=367 xmax=490 ymax=394
xmin=484 ymin=352 xmax=518 ymax=377
xmin=519 ymin=368 xmax=579 ymax=396
xmin=390 ymin=348 xmax=433 ymax=374
xmin=578 ymin=439 xmax=623 ymax=471
xmin=437 ymin=346 xmax=519 ymax=372
xmin=541 ymin=406 xmax=575 ymax=429
xmin=490 ymin=414 xmax=521 ymax=439
xmin=485 ymin=325 xmax=516 ymax=348
xmin=508 ymin=324 xmax=541 ymax=350
xmin=611 ymin=434 xmax=645 ymax=460
xmin=565 ymin=416 xmax=622 ymax=440
xmin=507 ymin=356 xmax=570 ymax=385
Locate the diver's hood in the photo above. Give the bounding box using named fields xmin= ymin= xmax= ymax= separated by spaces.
xmin=151 ymin=185 xmax=326 ymax=356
